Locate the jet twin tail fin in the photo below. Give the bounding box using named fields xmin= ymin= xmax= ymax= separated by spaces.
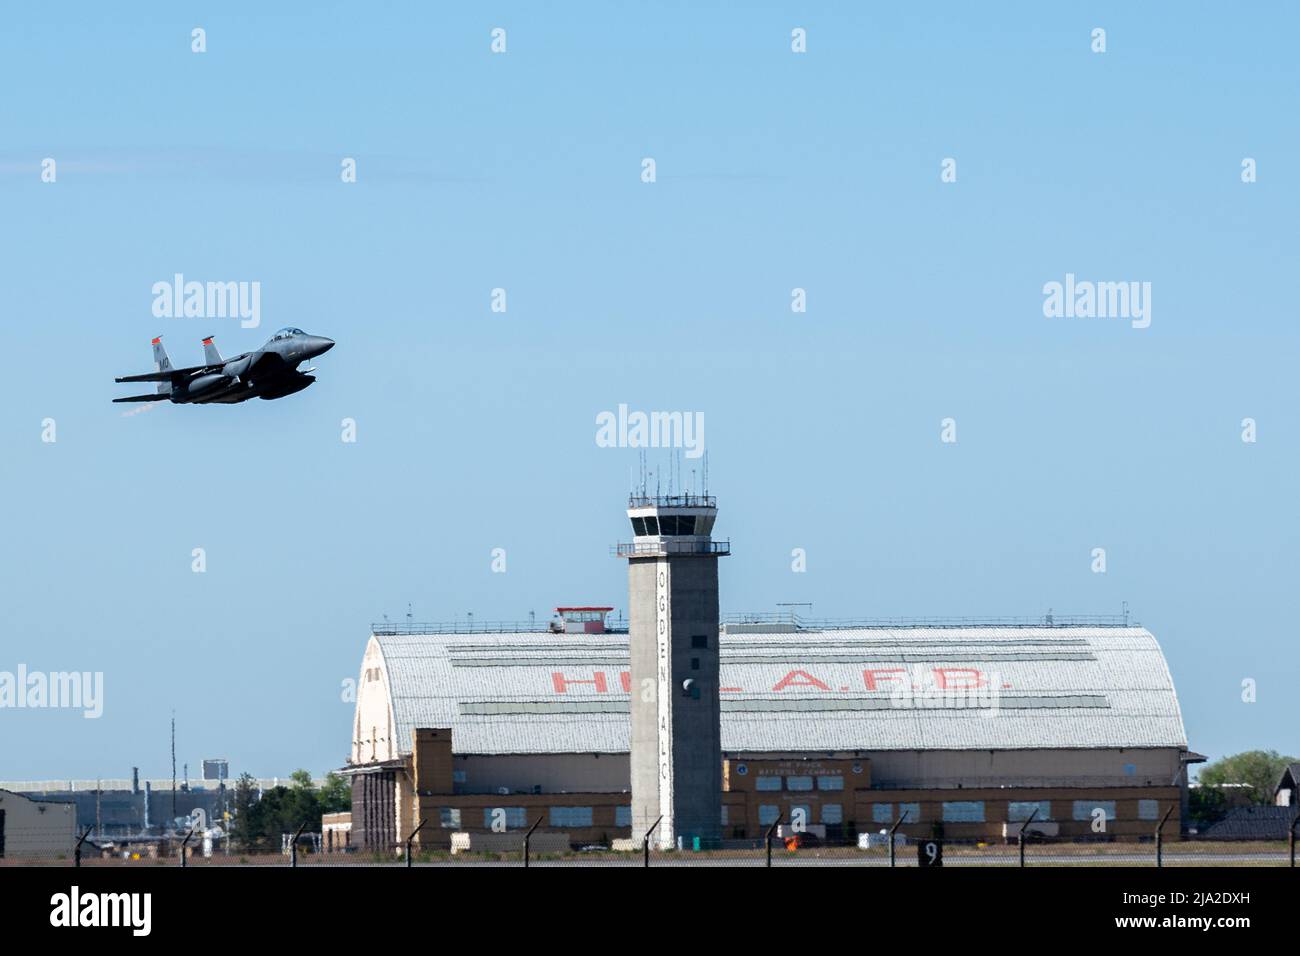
xmin=152 ymin=336 xmax=172 ymax=373
xmin=151 ymin=336 xmax=173 ymax=395
xmin=202 ymin=335 xmax=223 ymax=365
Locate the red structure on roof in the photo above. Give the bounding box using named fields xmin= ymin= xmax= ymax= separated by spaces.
xmin=554 ymin=607 xmax=614 ymax=634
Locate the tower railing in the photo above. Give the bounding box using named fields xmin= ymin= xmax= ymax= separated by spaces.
xmin=373 ymin=620 xmax=552 ymax=635
xmin=722 ymin=611 xmax=1133 ymax=630
xmin=613 ymin=539 xmax=731 ymax=558
xmin=627 ymin=493 xmax=716 ymax=509
xmin=372 ymin=620 xmax=631 ymax=635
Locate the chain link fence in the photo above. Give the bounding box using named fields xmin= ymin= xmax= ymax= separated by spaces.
xmin=2 ymin=819 xmax=1296 ymax=867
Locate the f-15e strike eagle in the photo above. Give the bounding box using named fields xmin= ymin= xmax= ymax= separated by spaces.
xmin=113 ymin=328 xmax=334 ymax=404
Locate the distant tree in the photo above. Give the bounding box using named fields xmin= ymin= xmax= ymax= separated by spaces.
xmin=319 ymin=772 xmax=352 ymax=814
xmin=1196 ymin=750 xmax=1297 ymax=804
xmin=254 ymin=786 xmax=319 ymax=843
xmin=1187 ymin=785 xmax=1228 ymax=827
xmin=229 ymin=773 xmax=261 ymax=850
xmin=227 ymin=769 xmax=346 ymax=851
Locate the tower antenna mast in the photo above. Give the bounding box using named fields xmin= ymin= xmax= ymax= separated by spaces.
xmin=170 ymin=711 xmax=177 ymax=823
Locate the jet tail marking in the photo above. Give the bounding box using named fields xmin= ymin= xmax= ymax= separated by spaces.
xmin=151 ymin=336 xmax=173 ymax=396
xmin=202 ymin=335 xmax=223 ymax=365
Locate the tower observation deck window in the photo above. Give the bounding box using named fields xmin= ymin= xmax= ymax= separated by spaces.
xmin=631 ymin=514 xmax=696 ymax=536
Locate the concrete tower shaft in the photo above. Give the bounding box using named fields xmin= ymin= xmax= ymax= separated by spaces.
xmin=618 ymin=493 xmax=729 ymax=849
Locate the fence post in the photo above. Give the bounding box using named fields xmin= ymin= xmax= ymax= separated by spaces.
xmin=523 ymin=816 xmax=542 ymax=868
xmin=642 ymin=816 xmax=662 ymax=868
xmin=889 ymin=811 xmax=909 ymax=868
xmin=1017 ymin=807 xmax=1039 ymax=868
xmin=180 ymin=825 xmax=196 ymax=868
xmin=405 ymin=818 xmax=426 ymax=869
xmin=73 ymin=832 xmax=91 ymax=868
xmin=1154 ymin=806 xmax=1174 ymax=868
xmin=289 ymin=822 xmax=308 ymax=868
xmin=765 ymin=814 xmax=783 ymax=868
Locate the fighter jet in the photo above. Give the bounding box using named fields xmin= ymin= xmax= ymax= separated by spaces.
xmin=113 ymin=328 xmax=334 ymax=404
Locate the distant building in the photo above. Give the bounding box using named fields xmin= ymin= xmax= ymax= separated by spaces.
xmin=0 ymin=789 xmax=76 ymax=860
xmin=0 ymin=776 xmax=313 ymax=838
xmin=1200 ymin=805 xmax=1296 ymax=841
xmin=322 ymin=812 xmax=352 ymax=852
xmin=344 ymin=619 xmax=1193 ymax=850
xmin=1189 ymin=781 xmax=1258 ymax=811
xmin=342 ymin=495 xmax=1196 ymax=851
xmin=1275 ymin=763 xmax=1299 ymax=807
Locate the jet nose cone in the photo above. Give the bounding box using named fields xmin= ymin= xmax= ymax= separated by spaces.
xmin=310 ymin=336 xmax=335 ymax=355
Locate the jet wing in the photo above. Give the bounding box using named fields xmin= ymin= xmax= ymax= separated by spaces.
xmin=115 ymin=364 xmax=216 ymax=384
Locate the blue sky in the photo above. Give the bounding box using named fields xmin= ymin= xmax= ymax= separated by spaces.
xmin=1 ymin=2 xmax=1296 ymax=779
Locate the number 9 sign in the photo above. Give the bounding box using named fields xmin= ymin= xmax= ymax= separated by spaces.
xmin=918 ymin=840 xmax=943 ymax=867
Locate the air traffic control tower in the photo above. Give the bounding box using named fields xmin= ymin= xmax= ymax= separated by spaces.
xmin=617 ymin=493 xmax=729 ymax=849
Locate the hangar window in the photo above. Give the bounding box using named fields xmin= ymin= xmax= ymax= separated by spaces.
xmin=1008 ymin=800 xmax=1051 ymax=822
xmin=817 ymin=775 xmax=844 ymax=791
xmin=871 ymin=804 xmax=893 ymax=824
xmin=616 ymin=805 xmax=632 ymax=828
xmin=483 ymin=807 xmax=528 ymax=829
xmin=758 ymin=805 xmax=780 ymax=826
xmin=899 ymin=802 xmax=920 ymax=823
xmin=631 ymin=517 xmax=647 ymax=535
xmin=786 ymin=776 xmax=814 ymax=792
xmin=821 ymin=804 xmax=843 ymax=825
xmin=1073 ymin=800 xmax=1115 ymax=822
xmin=439 ymin=808 xmax=461 ymax=829
xmin=721 ymin=805 xmax=729 ymax=826
xmin=942 ymin=801 xmax=985 ymax=822
xmin=755 ymin=776 xmax=782 ymax=792
xmin=550 ymin=806 xmax=594 ymax=828
xmin=1137 ymin=799 xmax=1160 ymax=821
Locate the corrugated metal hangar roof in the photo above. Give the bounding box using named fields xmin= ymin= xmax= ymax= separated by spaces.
xmin=369 ymin=627 xmax=1187 ymax=757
